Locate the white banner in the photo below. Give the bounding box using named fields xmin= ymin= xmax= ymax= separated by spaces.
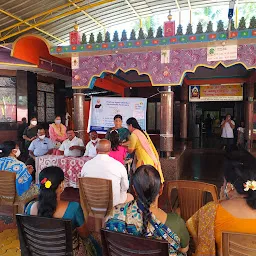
xmin=88 ymin=97 xmax=147 ymax=133
xmin=207 ymin=45 xmax=237 ymax=62
xmin=161 ymin=50 xmax=170 ymax=63
xmin=71 ymin=56 xmax=79 ymax=69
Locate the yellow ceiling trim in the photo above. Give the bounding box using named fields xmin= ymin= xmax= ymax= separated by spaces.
xmin=68 ymin=0 xmax=105 ymax=30
xmin=0 ymin=0 xmax=83 ymax=34
xmin=0 ymin=0 xmax=115 ymax=42
xmin=0 ymin=9 xmax=64 ymax=43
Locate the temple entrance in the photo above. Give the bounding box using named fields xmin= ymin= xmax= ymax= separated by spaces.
xmin=186 ymin=64 xmax=249 ymax=149
xmin=191 ymin=101 xmax=244 ymax=149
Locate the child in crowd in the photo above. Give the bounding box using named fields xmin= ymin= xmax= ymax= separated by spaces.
xmin=109 ymin=130 xmax=127 ymax=165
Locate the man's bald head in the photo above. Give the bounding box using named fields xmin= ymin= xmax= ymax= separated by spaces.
xmin=96 ymin=139 xmax=111 ymax=154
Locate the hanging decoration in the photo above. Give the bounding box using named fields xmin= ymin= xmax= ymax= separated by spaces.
xmin=164 ymin=10 xmax=175 ymax=37
xmin=69 ymin=23 xmax=81 ymax=45
xmin=71 ymin=54 xmax=79 ymax=69
xmin=52 ymin=17 xmax=255 ymax=54
xmin=161 ymin=50 xmax=170 ymax=64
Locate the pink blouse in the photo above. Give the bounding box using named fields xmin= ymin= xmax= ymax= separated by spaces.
xmin=109 ymin=146 xmax=127 ymax=165
xmin=49 ymin=124 xmax=67 ymax=143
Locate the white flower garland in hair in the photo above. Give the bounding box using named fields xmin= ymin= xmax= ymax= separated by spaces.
xmin=244 ymin=180 xmax=256 ymax=191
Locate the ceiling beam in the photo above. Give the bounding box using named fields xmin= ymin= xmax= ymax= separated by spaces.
xmin=187 ymin=0 xmax=192 ymax=23
xmin=0 ymin=9 xmax=65 ymax=43
xmin=0 ymin=0 xmax=115 ymax=42
xmin=124 ymin=0 xmax=141 ymax=19
xmin=0 ymin=0 xmax=83 ymax=34
xmin=68 ymin=0 xmax=105 ymax=30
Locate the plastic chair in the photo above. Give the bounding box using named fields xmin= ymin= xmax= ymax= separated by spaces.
xmin=0 ymin=171 xmax=36 ymax=217
xmin=166 ymin=180 xmax=218 ymax=221
xmin=222 ymin=231 xmax=256 ymax=256
xmin=79 ymin=177 xmax=113 ymax=232
xmin=101 ymin=229 xmax=169 ymax=256
xmin=16 ymin=214 xmax=73 ymax=256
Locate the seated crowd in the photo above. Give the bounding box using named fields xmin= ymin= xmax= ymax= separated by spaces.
xmin=0 ymin=114 xmax=256 ymax=256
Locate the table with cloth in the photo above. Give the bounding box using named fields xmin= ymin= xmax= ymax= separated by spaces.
xmin=35 ymin=155 xmax=91 ymax=188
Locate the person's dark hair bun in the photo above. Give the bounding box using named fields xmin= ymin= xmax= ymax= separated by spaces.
xmin=0 ymin=141 xmax=16 ymax=157
xmin=224 ymin=150 xmax=256 ymax=209
xmin=38 ymin=166 xmax=64 ymax=218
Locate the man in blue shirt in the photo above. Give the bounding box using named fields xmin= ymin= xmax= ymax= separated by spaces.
xmin=26 ymin=128 xmax=53 ymax=180
xmin=28 ymin=128 xmax=54 ymax=158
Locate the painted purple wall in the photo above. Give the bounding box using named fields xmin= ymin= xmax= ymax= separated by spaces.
xmin=72 ymin=44 xmax=256 ymax=88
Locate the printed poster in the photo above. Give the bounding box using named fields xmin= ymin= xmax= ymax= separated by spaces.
xmin=189 ymin=84 xmax=243 ymax=102
xmin=88 ymin=97 xmax=147 ymax=133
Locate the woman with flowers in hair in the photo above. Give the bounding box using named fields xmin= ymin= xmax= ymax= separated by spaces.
xmin=187 ymin=149 xmax=256 ymax=256
xmin=25 ymin=166 xmax=102 ymax=256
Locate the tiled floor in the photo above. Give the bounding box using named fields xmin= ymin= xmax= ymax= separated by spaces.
xmin=0 ymin=148 xmax=228 ymax=254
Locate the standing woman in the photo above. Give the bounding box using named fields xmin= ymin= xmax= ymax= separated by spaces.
xmin=23 ymin=117 xmax=38 ymax=155
xmin=126 ymin=117 xmax=164 ymax=183
xmin=106 ymin=114 xmax=130 ymax=143
xmin=49 ymin=115 xmax=67 ymax=155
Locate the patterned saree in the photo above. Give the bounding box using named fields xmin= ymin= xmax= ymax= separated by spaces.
xmin=105 ymin=200 xmax=185 ymax=256
xmin=186 ymin=202 xmax=218 ymax=256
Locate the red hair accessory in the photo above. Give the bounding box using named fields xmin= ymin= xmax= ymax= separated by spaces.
xmin=41 ymin=178 xmax=48 ymax=184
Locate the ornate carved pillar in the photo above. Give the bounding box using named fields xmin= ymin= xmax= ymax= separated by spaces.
xmin=245 ymin=82 xmax=254 ymax=149
xmin=160 ymin=86 xmax=174 ymax=158
xmin=73 ymin=89 xmax=85 ymax=142
xmin=180 ymin=84 xmax=189 ymax=141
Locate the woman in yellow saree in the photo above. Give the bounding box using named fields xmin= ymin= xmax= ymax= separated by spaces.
xmin=126 ymin=117 xmax=164 ymax=183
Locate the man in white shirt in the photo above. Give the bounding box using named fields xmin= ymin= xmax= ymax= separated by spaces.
xmin=84 ymin=130 xmax=100 ymax=158
xmin=59 ymin=129 xmax=85 ymax=157
xmin=81 ymin=139 xmax=133 ymax=206
xmin=221 ymin=114 xmax=235 ymax=152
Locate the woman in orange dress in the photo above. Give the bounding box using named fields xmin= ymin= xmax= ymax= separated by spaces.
xmin=187 ymin=150 xmax=256 ymax=256
xmin=49 ymin=116 xmax=67 ymax=155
